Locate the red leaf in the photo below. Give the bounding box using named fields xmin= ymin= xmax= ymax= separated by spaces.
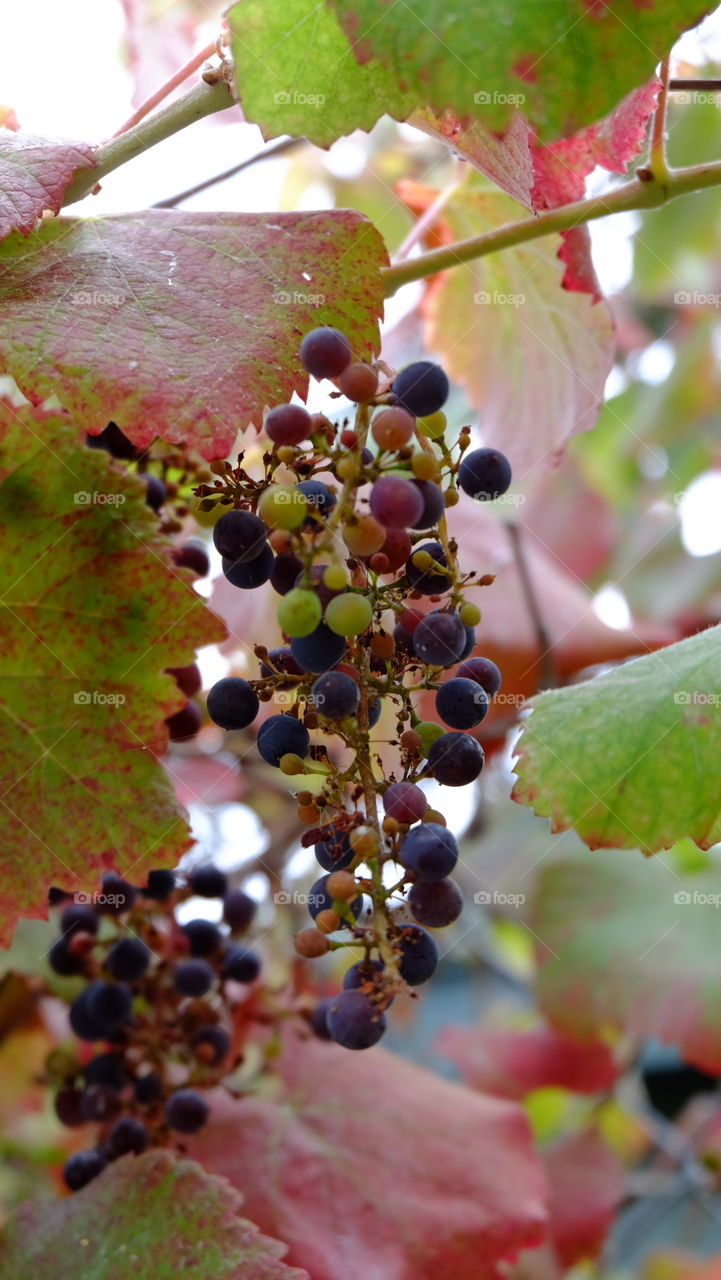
xmin=0 ymin=133 xmax=95 ymax=242
xmin=189 ymin=1031 xmax=548 ymax=1280
xmin=543 ymin=1131 xmax=625 ymax=1267
xmin=436 ymin=1025 xmax=619 ymax=1100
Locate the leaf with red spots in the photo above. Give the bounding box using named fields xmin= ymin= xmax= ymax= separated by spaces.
xmin=189 ymin=1030 xmax=548 ymax=1280
xmin=436 ymin=1024 xmax=619 ymax=1100
xmin=0 ymin=132 xmax=95 ymax=243
xmin=542 ymin=1130 xmax=625 ymax=1267
xmin=0 ymin=402 xmax=225 ymax=943
xmin=0 ymin=210 xmax=387 ymax=460
xmin=0 ymin=1150 xmax=307 ymax=1279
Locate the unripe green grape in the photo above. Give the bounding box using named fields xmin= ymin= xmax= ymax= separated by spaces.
xmin=416 ymin=721 xmax=445 ymax=755
xmin=325 ymin=592 xmax=373 ymax=637
xmin=460 ymin=602 xmax=481 ymax=626
xmin=323 ymin=565 xmax=348 ymax=591
xmin=278 ymin=588 xmax=322 ymax=638
xmin=258 ymin=486 xmax=308 ymax=530
xmin=417 ymin=411 xmax=446 ymax=440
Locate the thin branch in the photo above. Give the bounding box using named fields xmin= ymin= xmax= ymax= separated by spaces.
xmin=112 ymin=41 xmax=217 ymax=137
xmin=669 ymin=77 xmax=721 ymax=90
xmin=152 ymin=136 xmax=302 ymax=209
xmin=507 ymin=523 xmax=556 ymax=690
xmin=648 ymin=54 xmax=672 ymax=187
xmin=61 ymin=80 xmax=235 ymax=208
xmin=393 ymin=167 xmax=466 ymax=262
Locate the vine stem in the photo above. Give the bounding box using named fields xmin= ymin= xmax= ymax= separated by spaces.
xmin=507 ymin=523 xmax=556 ymax=690
xmin=648 ymin=54 xmax=672 ymax=187
xmin=111 ymin=42 xmax=218 ymax=137
xmin=61 ymin=80 xmax=235 ymax=208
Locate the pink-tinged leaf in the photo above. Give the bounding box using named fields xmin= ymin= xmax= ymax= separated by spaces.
xmin=412 ymin=108 xmax=536 ymax=208
xmin=0 ymin=107 xmax=20 ymax=131
xmin=189 ymin=1031 xmax=548 ymax=1280
xmin=0 ymin=402 xmax=226 ymax=943
xmin=119 ymin=0 xmax=205 ymax=108
xmin=0 ymin=210 xmax=387 ymax=460
xmin=436 ymin=1025 xmax=619 ymax=1100
xmin=0 ymin=133 xmax=95 ymax=243
xmin=163 ymin=752 xmax=245 ymax=807
xmin=522 ymin=462 xmax=619 ymax=584
xmin=0 ymin=1150 xmax=307 ymax=1279
xmin=542 ymin=1131 xmax=625 ymax=1267
xmin=531 ymin=855 xmax=721 ymax=1075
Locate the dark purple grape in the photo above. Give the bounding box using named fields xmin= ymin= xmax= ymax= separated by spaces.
xmin=98 ymin=873 xmax=137 ymax=914
xmin=187 ymin=864 xmax=228 ymax=898
xmin=300 ymin=327 xmax=352 ymax=379
xmin=411 ymin=480 xmax=445 ymax=529
xmin=326 ymin=990 xmax=386 ymax=1049
xmin=166 ymin=701 xmax=201 ymax=741
xmin=182 ymin=919 xmax=222 ymax=958
xmin=266 ymin=402 xmax=312 ymax=446
xmin=165 ymin=1088 xmax=209 ymax=1134
xmin=270 ymin=552 xmax=304 ymax=595
xmin=213 ymin=510 xmax=267 ymax=562
xmin=108 ymin=1116 xmax=149 ymax=1157
xmin=223 ymin=889 xmax=257 ymax=932
xmin=342 ymin=958 xmax=393 ymax=1007
xmin=413 ymin=612 xmax=466 ymax=667
xmin=86 ymin=421 xmax=139 ymax=460
xmin=408 ymin=878 xmax=463 ymax=928
xmin=458 ymin=448 xmax=512 ymax=501
xmin=144 ymin=869 xmax=175 ymax=901
xmin=399 ymin=823 xmax=458 ymax=882
xmin=207 ymin=677 xmax=259 ymax=731
xmin=435 ymin=677 xmax=489 ymax=730
xmin=370 ymin=476 xmax=424 ymax=529
xmin=315 ymin=826 xmax=354 ymax=871
xmin=63 ymin=1148 xmax=106 ymax=1191
xmin=69 ymin=988 xmax=104 ymax=1042
xmin=459 ymin=626 xmax=476 ymax=661
xmin=135 ymin=1072 xmax=163 ymax=1105
xmin=173 ymin=959 xmax=215 ymax=997
xmin=86 ymin=981 xmax=133 ymax=1033
xmin=290 ymin=623 xmax=347 ymax=673
xmin=456 ymin=656 xmax=502 ymax=698
xmin=222 ymin=545 xmax=275 ymax=589
xmin=60 ymin=903 xmax=99 ymax=936
xmin=54 ymin=1087 xmax=86 ymax=1127
xmin=405 ymin=542 xmax=450 ymax=595
xmin=81 ymin=1083 xmax=123 ymax=1123
xmin=172 ymin=541 xmax=210 ymax=577
xmin=144 ymin=474 xmax=166 ymax=511
xmin=83 ymin=1052 xmax=127 ymax=1090
xmin=191 ymin=1024 xmax=231 ymax=1065
xmin=296 ymin=479 xmax=337 ymax=523
xmin=222 ymin=946 xmax=261 ymax=983
xmin=257 ymin=714 xmax=310 ymax=766
xmin=309 ymin=997 xmax=333 ymax=1040
xmin=368 ymin=694 xmax=382 ymax=727
xmin=166 ymin=662 xmax=202 ymax=698
xmin=49 ymin=937 xmax=86 ymax=976
xmin=392 ymin=361 xmax=449 ymax=417
xmin=308 ymin=876 xmax=363 ymax=921
xmin=294 ymin=563 xmax=345 ymax=609
xmin=310 ymin=671 xmax=359 ymax=719
xmin=396 ymin=925 xmax=438 ymax=985
xmin=259 ymin=647 xmax=303 ymax=682
xmin=105 ymin=937 xmax=151 ymax=982
xmin=382 ymin=781 xmax=427 ymax=824
xmin=48 ymin=887 xmax=72 ymax=907
xmin=427 ymin=731 xmax=484 ymax=786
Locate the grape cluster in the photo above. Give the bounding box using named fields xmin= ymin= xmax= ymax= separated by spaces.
xmin=200 ymin=327 xmax=511 ymax=1052
xmin=45 ymin=867 xmax=260 ymax=1192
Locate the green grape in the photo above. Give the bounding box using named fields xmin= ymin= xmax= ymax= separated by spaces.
xmin=323 ymin=565 xmax=348 ymax=591
xmin=417 ymin=411 xmax=447 ymax=440
xmin=416 ymin=720 xmax=446 ymax=756
xmin=258 ymin=486 xmax=308 ymax=530
xmin=278 ymin=588 xmax=323 ymax=638
xmin=325 ymin=592 xmax=373 ymax=637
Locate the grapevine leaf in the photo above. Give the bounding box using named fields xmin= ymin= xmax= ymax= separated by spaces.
xmin=408 ymin=182 xmax=614 ymax=472
xmin=531 ymin=853 xmax=721 ymax=1074
xmin=0 ymin=1150 xmax=308 ymax=1279
xmin=0 ymin=210 xmax=387 ymax=460
xmin=0 ymin=133 xmax=95 ymax=243
xmin=543 ymin=1131 xmax=625 ymax=1267
xmin=436 ymin=1025 xmax=619 ymax=1100
xmin=513 ymin=624 xmax=721 ymax=852
xmin=190 ymin=1031 xmax=547 ymax=1280
xmin=0 ymin=402 xmax=225 ymax=941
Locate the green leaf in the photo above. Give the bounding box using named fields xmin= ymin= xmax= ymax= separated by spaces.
xmin=0 ymin=403 xmax=225 ymax=942
xmin=0 ymin=1150 xmax=308 ymax=1279
xmin=513 ymin=624 xmax=721 ymax=853
xmin=0 ymin=210 xmax=387 ymax=460
xmin=531 ymin=853 xmax=721 ymax=1074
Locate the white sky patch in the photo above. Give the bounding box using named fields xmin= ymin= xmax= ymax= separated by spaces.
xmin=593 ymin=583 xmax=632 ymax=630
xmin=679 ymin=471 xmax=721 ymax=556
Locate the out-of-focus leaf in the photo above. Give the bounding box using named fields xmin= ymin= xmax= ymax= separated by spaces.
xmin=542 ymin=1129 xmax=625 ymax=1266
xmin=436 ymin=1024 xmax=618 ymax=1100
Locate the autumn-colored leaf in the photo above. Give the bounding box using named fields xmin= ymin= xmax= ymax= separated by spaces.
xmin=0 ymin=402 xmax=225 ymax=941
xmin=0 ymin=210 xmax=387 ymax=460
xmin=189 ymin=1031 xmax=547 ymax=1280
xmin=0 ymin=1150 xmax=308 ymax=1279
xmin=513 ymin=625 xmax=721 ymax=852
xmin=436 ymin=1024 xmax=619 ymax=1100
xmin=531 ymin=854 xmax=721 ymax=1075
xmin=0 ymin=132 xmax=95 ymax=243
xmin=543 ymin=1130 xmax=625 ymax=1266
